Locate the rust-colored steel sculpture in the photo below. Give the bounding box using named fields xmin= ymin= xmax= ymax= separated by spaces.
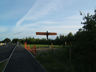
xmin=36 ymin=31 xmax=57 ymax=40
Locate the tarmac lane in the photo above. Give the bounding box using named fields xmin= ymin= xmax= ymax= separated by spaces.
xmin=0 ymin=43 xmax=16 ymax=62
xmin=3 ymin=45 xmax=46 ymax=72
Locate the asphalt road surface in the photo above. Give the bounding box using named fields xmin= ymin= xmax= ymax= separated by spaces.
xmin=3 ymin=44 xmax=46 ymax=72
xmin=0 ymin=43 xmax=16 ymax=62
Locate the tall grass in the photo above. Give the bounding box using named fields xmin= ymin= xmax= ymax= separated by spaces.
xmin=36 ymin=47 xmax=75 ymax=72
xmin=0 ymin=61 xmax=7 ymax=72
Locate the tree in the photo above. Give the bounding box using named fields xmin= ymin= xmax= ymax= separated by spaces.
xmin=12 ymin=38 xmax=19 ymax=43
xmin=66 ymin=32 xmax=74 ymax=45
xmin=73 ymin=10 xmax=96 ymax=72
xmin=3 ymin=38 xmax=11 ymax=43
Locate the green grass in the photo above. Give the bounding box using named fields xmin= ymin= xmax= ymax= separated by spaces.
xmin=36 ymin=47 xmax=73 ymax=72
xmin=0 ymin=61 xmax=7 ymax=72
xmin=29 ymin=44 xmax=49 ymax=48
xmin=23 ymin=44 xmax=63 ymax=48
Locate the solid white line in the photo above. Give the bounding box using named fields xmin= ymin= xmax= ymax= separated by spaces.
xmin=0 ymin=58 xmax=8 ymax=63
xmin=2 ymin=43 xmax=17 ymax=72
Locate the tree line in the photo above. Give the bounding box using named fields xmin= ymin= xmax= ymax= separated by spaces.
xmin=0 ymin=32 xmax=74 ymax=46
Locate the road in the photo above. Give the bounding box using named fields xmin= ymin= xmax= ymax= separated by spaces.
xmin=0 ymin=43 xmax=16 ymax=62
xmin=3 ymin=44 xmax=46 ymax=72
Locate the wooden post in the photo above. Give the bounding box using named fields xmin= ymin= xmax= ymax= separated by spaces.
xmin=51 ymin=43 xmax=54 ymax=55
xmin=69 ymin=41 xmax=72 ymax=72
xmin=32 ymin=45 xmax=36 ymax=56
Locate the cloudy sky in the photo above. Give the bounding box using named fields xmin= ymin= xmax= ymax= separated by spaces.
xmin=0 ymin=0 xmax=96 ymax=40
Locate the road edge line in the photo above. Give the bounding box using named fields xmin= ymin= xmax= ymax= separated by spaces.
xmin=2 ymin=44 xmax=17 ymax=72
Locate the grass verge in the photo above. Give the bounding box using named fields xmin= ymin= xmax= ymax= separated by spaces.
xmin=0 ymin=61 xmax=7 ymax=72
xmin=36 ymin=47 xmax=73 ymax=72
